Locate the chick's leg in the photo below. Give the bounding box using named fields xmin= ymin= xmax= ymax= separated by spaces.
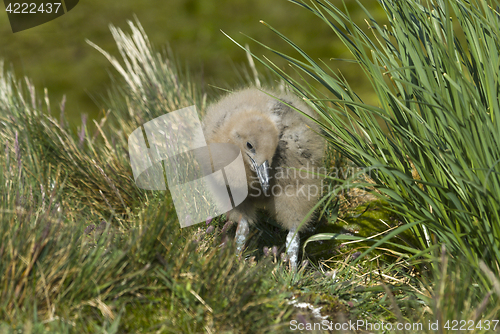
xmin=286 ymin=227 xmax=299 ymax=271
xmin=235 ymin=217 xmax=249 ymax=254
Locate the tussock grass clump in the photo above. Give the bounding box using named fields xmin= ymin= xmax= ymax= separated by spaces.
xmin=0 ymin=64 xmax=141 ymax=220
xmin=238 ymin=0 xmax=500 ymax=324
xmin=0 ymin=23 xmax=296 ymax=333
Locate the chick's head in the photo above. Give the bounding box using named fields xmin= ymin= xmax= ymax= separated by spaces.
xmin=226 ymin=110 xmax=279 ymax=193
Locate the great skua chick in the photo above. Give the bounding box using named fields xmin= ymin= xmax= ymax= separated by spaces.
xmin=202 ymin=88 xmax=325 ymax=269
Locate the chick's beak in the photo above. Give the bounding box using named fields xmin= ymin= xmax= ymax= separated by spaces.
xmin=248 ymin=155 xmax=271 ymax=195
xmin=257 ymin=160 xmax=270 ymax=195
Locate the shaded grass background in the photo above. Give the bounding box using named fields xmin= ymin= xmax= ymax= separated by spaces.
xmin=235 ymin=0 xmax=500 ymax=326
xmin=0 ymin=0 xmax=385 ymax=127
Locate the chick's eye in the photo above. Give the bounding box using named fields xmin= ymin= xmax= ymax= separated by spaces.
xmin=246 ymin=142 xmax=253 ymax=150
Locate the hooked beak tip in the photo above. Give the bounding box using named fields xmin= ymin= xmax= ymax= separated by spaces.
xmin=257 ymin=160 xmax=271 ymax=195
xmin=247 ymin=154 xmax=271 ymax=195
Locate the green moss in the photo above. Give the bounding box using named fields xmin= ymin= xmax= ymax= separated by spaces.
xmin=304 ymin=200 xmax=419 ymax=264
xmin=303 ymin=291 xmax=349 ymax=318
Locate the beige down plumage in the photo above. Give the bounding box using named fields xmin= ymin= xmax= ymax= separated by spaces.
xmin=202 ymin=88 xmax=325 ymax=269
